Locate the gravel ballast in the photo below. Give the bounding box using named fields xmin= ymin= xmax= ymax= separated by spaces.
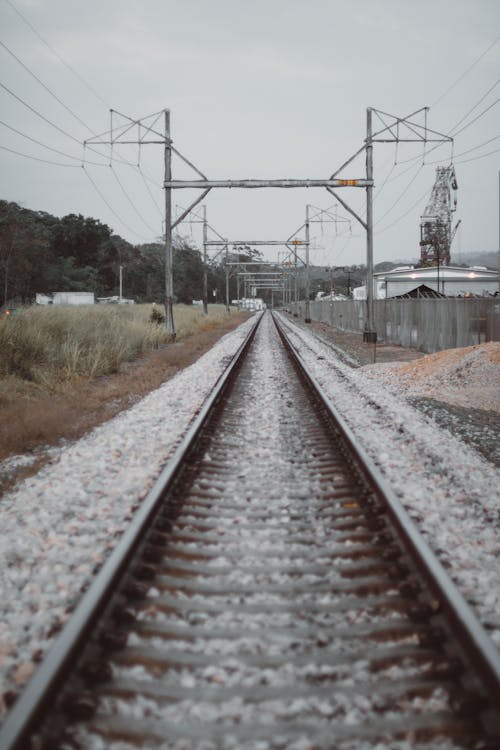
xmin=1 ymin=311 xmax=499 ymax=725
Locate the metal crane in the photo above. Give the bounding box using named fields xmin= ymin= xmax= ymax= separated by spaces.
xmin=419 ymin=166 xmax=458 ymax=267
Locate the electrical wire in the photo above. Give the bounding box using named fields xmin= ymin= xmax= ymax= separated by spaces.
xmin=0 ymin=117 xmax=107 ymax=165
xmin=0 ymin=38 xmax=96 ymax=135
xmin=448 ymin=78 xmax=500 ymax=135
xmin=82 ymin=166 xmax=150 ymax=241
xmin=110 ymin=164 xmax=160 ymax=235
xmin=4 ymin=0 xmax=109 ymax=107
xmin=430 ymin=36 xmax=500 ymax=108
xmin=375 ymin=185 xmax=432 ymax=235
xmin=454 ymin=145 xmax=500 ymax=165
xmin=0 ymin=20 xmax=164 ymax=241
xmin=0 ymin=77 xmax=141 ymax=169
xmin=450 ymin=95 xmax=500 ymax=137
xmin=0 ymin=143 xmax=80 ymax=167
xmin=374 ymin=164 xmax=424 ymax=226
xmin=418 ymin=133 xmax=500 ymax=166
xmin=0 ymin=74 xmax=152 ymax=170
xmin=1 ymin=5 xmax=172 ymax=230
xmin=0 ymin=78 xmax=82 ymax=144
xmin=138 ymin=166 xmax=163 ymax=218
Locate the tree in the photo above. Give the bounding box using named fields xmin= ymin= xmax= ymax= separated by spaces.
xmin=0 ymin=201 xmax=52 ymax=304
xmin=173 ymin=239 xmax=204 ymax=304
xmin=49 ymin=214 xmax=112 ymax=269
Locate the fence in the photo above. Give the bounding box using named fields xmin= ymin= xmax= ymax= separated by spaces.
xmin=289 ymin=298 xmax=500 ymax=353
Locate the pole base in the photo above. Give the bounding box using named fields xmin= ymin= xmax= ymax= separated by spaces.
xmin=363 ymin=330 xmax=377 ymax=343
xmin=305 ymin=317 xmax=312 ymax=324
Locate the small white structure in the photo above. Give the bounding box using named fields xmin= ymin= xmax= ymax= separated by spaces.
xmin=353 ymin=266 xmax=499 ymax=299
xmin=36 ymin=292 xmax=95 ymax=305
xmin=97 ymin=296 xmax=135 ymax=304
xmin=239 ymin=297 xmax=266 ymax=311
xmin=316 ymin=292 xmax=349 ymax=302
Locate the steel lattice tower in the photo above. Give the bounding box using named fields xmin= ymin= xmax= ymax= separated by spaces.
xmin=419 ymin=166 xmax=458 ymax=267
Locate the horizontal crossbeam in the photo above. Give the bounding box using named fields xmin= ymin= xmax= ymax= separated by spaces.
xmin=164 ymin=179 xmax=371 ymax=189
xmin=206 ymin=240 xmax=306 ymax=246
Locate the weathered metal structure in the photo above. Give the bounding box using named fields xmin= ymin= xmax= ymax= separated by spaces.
xmin=85 ymin=107 xmax=453 ymax=341
xmin=419 ymin=165 xmax=459 ymax=267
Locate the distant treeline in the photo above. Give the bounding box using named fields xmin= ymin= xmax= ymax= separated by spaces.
xmin=0 ymin=200 xmax=257 ymax=306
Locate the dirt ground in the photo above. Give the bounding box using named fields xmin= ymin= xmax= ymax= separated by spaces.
xmin=306 ymin=319 xmax=425 ymax=366
xmin=0 ymin=312 xmax=250 ymax=494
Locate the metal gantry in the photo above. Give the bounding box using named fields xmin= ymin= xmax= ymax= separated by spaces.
xmin=85 ymin=106 xmax=452 ymax=339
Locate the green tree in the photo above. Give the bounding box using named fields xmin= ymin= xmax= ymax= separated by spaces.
xmin=173 ymin=239 xmax=204 ymax=304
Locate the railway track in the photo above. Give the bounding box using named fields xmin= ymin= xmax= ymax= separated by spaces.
xmin=1 ymin=310 xmax=500 ymax=750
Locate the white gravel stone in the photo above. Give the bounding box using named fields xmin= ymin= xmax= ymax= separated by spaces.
xmin=0 ymin=310 xmax=499 ymax=730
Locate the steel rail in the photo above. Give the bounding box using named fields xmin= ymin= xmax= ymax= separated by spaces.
xmin=0 ymin=313 xmax=263 ymax=750
xmin=272 ymin=311 xmax=500 ymax=708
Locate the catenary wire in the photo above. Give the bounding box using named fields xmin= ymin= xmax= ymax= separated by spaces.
xmin=0 ymin=38 xmax=96 ymax=136
xmin=430 ymin=36 xmax=500 ymax=108
xmin=0 ymin=117 xmax=107 ymax=165
xmin=450 ymin=96 xmax=500 ymax=137
xmin=82 ymin=166 xmax=151 ymax=241
xmin=4 ymin=0 xmax=109 ymax=107
xmin=138 ymin=166 xmax=163 ymax=218
xmin=1 ymin=7 xmax=183 ymax=231
xmin=448 ymin=78 xmax=500 ymax=135
xmin=110 ymin=164 xmax=160 ymax=235
xmin=0 ymin=143 xmax=80 ymax=167
xmin=0 ymin=78 xmax=82 ymax=145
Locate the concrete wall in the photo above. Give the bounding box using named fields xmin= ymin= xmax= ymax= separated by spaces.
xmin=289 ymin=298 xmax=500 ymax=353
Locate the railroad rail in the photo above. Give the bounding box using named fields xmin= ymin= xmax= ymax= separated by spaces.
xmin=1 ymin=310 xmax=499 ymax=749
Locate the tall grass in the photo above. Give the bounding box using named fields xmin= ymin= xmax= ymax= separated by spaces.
xmin=0 ymin=303 xmax=231 ymax=385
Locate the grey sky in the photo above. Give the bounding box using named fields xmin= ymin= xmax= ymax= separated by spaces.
xmin=1 ymin=0 xmax=499 ymax=269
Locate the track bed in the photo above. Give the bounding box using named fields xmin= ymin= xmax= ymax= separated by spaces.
xmin=2 ymin=312 xmax=499 ymax=750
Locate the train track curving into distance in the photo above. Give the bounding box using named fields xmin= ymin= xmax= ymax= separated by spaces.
xmin=1 ymin=310 xmax=499 ymax=749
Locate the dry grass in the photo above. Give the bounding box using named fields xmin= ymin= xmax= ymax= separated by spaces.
xmin=0 ymin=306 xmax=249 ymax=492
xmin=0 ymin=303 xmax=231 ymax=384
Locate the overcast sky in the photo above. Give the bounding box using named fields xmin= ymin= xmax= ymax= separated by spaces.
xmin=1 ymin=0 xmax=499 ymax=269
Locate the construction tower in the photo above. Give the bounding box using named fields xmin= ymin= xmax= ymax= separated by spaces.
xmin=419 ymin=166 xmax=458 ymax=267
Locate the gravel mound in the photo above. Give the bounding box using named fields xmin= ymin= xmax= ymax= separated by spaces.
xmin=361 ymin=341 xmax=500 ymax=413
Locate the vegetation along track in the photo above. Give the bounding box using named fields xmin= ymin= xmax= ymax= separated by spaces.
xmin=1 ymin=311 xmax=500 ymax=750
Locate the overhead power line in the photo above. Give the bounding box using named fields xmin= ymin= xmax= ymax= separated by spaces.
xmin=0 ymin=143 xmax=79 ymax=167
xmin=448 ymin=77 xmax=500 ymax=135
xmin=82 ymin=166 xmax=150 ymax=241
xmin=0 ymin=117 xmax=106 ymax=165
xmin=4 ymin=0 xmax=109 ymax=107
xmin=430 ymin=36 xmax=500 ymax=108
xmin=0 ymin=38 xmax=95 ymax=135
xmin=110 ymin=164 xmax=160 ymax=235
xmin=0 ymin=78 xmax=82 ymax=144
xmin=451 ymin=95 xmax=500 ymax=137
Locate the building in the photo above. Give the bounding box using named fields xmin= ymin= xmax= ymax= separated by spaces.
xmin=36 ymin=291 xmax=95 ymax=305
xmin=353 ymin=266 xmax=499 ymax=300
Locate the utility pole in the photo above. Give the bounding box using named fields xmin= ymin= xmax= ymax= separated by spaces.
xmin=119 ymin=265 xmax=123 ymax=301
xmin=364 ymin=108 xmax=376 ymax=342
xmin=163 ymin=109 xmax=175 ymax=337
xmin=225 ymin=244 xmax=230 ymax=313
xmin=202 ymin=205 xmax=208 ymax=315
xmin=305 ymin=204 xmax=311 ymax=322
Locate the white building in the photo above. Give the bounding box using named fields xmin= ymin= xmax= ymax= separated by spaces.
xmin=353 ymin=266 xmax=499 ymax=299
xmin=36 ymin=291 xmax=95 ymax=305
